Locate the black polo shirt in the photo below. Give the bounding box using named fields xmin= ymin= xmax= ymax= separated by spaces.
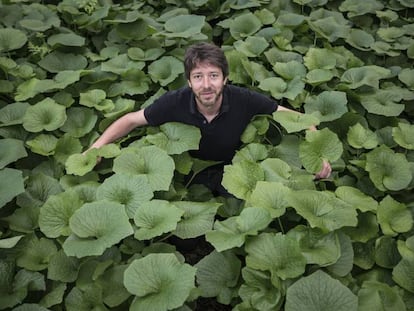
xmin=144 ymin=84 xmax=278 ymax=164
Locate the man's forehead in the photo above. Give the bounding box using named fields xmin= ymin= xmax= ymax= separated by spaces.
xmin=190 ymin=61 xmax=221 ymax=73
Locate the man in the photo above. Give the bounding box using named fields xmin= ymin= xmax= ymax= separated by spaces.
xmin=88 ymin=42 xmax=331 ymax=196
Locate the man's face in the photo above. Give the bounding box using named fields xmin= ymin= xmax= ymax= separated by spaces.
xmin=188 ymin=62 xmax=227 ymax=110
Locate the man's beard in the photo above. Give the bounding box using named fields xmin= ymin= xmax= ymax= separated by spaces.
xmin=194 ymin=87 xmax=224 ymax=108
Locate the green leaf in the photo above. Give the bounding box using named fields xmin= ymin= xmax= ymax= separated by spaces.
xmin=273 ymin=61 xmax=306 ymax=80
xmin=346 ymin=29 xmax=375 ymax=50
xmin=113 ymin=146 xmax=175 ymax=192
xmin=347 ymin=123 xmax=379 ymax=149
xmin=22 ymin=98 xmax=67 ymax=132
xmin=0 ymin=102 xmax=29 ymax=126
xmin=375 ymin=236 xmax=401 ymax=269
xmin=38 ymin=51 xmax=87 ymax=73
xmin=195 ymin=250 xmax=241 ymax=304
xmin=0 ymin=235 xmax=24 ymax=248
xmin=134 ymin=200 xmax=183 ymax=240
xmin=0 ymin=168 xmax=25 ymax=208
xmin=285 ymin=270 xmax=358 ymax=311
xmin=358 ymin=280 xmax=406 ymax=311
xmin=96 ymin=173 xmax=153 ymax=218
xmin=340 ymin=66 xmax=391 ymax=89
xmin=17 ymin=173 xmax=62 ymax=209
xmin=365 ymin=145 xmax=412 ymax=191
xmin=11 ymin=303 xmax=50 ymax=311
xmin=393 ymin=122 xmax=414 ymax=149
xmin=173 ymin=201 xmax=221 ymax=239
xmin=234 ymin=36 xmax=269 ymax=57
xmin=308 ymin=11 xmax=351 ymax=42
xmin=17 ymin=235 xmax=58 ymax=271
xmin=65 ymin=151 xmax=99 ymax=177
xmin=65 ymin=284 xmax=106 ymax=311
xmin=238 ymin=267 xmax=284 ymax=311
xmin=230 ymin=12 xmax=263 ymax=40
xmin=124 ymin=253 xmax=196 ymax=311
xmin=79 ymin=89 xmax=114 ymax=112
xmin=63 ymin=201 xmax=133 ymax=258
xmin=398 ymin=68 xmax=414 ymax=89
xmin=48 ymin=249 xmax=80 ymax=282
xmin=54 ymin=134 xmax=83 ymax=165
xmin=304 ymin=91 xmax=348 ymax=122
xmin=162 ymin=14 xmax=205 ymax=38
xmin=287 ymin=190 xmax=358 ymax=232
xmin=206 ymin=207 xmax=272 ymax=251
xmin=246 ymin=181 xmax=290 ymax=218
xmin=26 ymin=134 xmax=58 ymax=156
xmin=245 ymin=232 xmax=306 ymax=280
xmin=48 ymin=32 xmax=85 ymax=47
xmin=0 ymin=138 xmax=27 ymax=169
xmin=335 ymin=186 xmax=378 ymax=212
xmin=146 ymin=122 xmax=201 ymax=154
xmin=60 ymin=107 xmax=98 ymax=138
xmin=287 ymin=226 xmax=340 ymax=266
xmin=305 ymin=69 xmax=334 ymax=85
xmin=359 ymin=89 xmax=405 ymax=117
xmin=339 ymin=0 xmax=384 ymax=17
xmin=299 ymin=128 xmax=343 ymax=174
xmin=377 ymin=195 xmax=412 ymax=236
xmin=0 ymin=28 xmax=27 ymax=52
xmin=96 ymin=265 xmax=131 ymax=307
xmin=273 ymin=110 xmax=320 ymax=133
xmin=303 ymin=47 xmax=337 ymax=70
xmin=39 ymin=190 xmax=83 ymax=238
xmin=222 ymin=160 xmax=265 ymax=200
xmin=148 ymin=56 xmax=184 ymax=86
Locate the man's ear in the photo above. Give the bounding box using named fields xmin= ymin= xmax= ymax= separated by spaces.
xmin=224 ymin=77 xmax=228 ymax=85
xmin=187 ymin=80 xmax=192 ymax=88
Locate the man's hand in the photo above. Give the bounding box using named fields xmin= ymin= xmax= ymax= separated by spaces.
xmin=314 ymin=160 xmax=332 ymax=179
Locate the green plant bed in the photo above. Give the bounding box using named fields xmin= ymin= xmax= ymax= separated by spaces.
xmin=1 ymin=0 xmax=414 ymax=310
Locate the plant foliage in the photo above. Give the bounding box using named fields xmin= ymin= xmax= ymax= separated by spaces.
xmin=0 ymin=0 xmax=413 ymax=310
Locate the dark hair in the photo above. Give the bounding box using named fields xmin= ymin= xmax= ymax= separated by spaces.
xmin=184 ymin=42 xmax=229 ymax=80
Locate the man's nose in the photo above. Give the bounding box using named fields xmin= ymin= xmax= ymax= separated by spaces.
xmin=202 ymin=75 xmax=211 ymax=87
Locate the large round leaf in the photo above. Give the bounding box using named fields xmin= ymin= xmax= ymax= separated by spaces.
xmin=113 ymin=145 xmax=175 ymax=192
xmin=0 ymin=28 xmax=27 ymax=52
xmin=22 ymin=98 xmax=67 ymax=133
xmin=145 ymin=122 xmax=201 ymax=154
xmin=365 ymin=145 xmax=412 ymax=191
xmin=286 ymin=190 xmax=358 ymax=232
xmin=63 ymin=201 xmax=133 ymax=258
xmin=0 ymin=138 xmax=27 ymax=169
xmin=38 ymin=51 xmax=87 ymax=73
xmin=285 ymin=270 xmax=358 ymax=311
xmin=0 ymin=168 xmax=25 ymax=208
xmin=60 ymin=107 xmax=98 ymax=138
xmin=148 ymin=56 xmax=184 ymax=86
xmin=245 ymin=232 xmax=306 ymax=280
xmin=134 ymin=200 xmax=183 ymax=240
xmin=124 ymin=253 xmax=196 ymax=311
xmin=163 ymin=14 xmax=205 ymax=38
xmin=299 ymin=128 xmax=343 ymax=174
xmin=229 ymin=12 xmax=262 ymax=40
xmin=96 ymin=173 xmax=153 ymax=218
xmin=195 ymin=250 xmax=241 ymax=304
xmin=39 ymin=190 xmax=83 ymax=238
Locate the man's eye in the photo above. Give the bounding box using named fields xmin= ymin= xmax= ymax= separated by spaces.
xmin=210 ymin=73 xmax=219 ymax=79
xmin=193 ymin=75 xmax=202 ymax=80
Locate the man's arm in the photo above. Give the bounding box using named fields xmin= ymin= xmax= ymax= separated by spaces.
xmin=276 ymin=105 xmax=332 ymax=179
xmin=87 ymin=109 xmax=148 ymax=150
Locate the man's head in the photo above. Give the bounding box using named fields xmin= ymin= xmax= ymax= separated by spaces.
xmin=184 ymin=42 xmax=229 ymax=80
xmin=184 ymin=43 xmax=229 ymax=111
